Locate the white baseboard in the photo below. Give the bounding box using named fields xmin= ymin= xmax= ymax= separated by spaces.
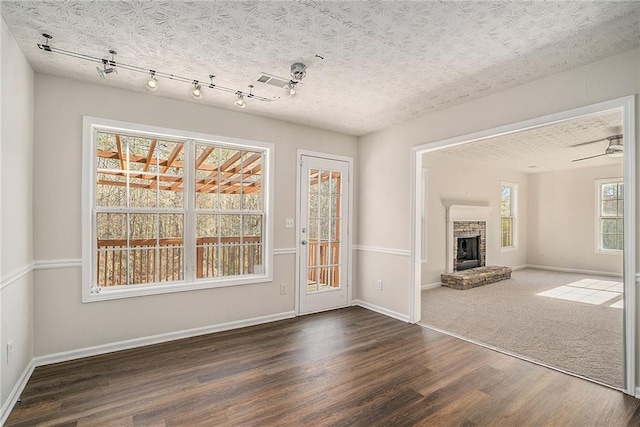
xmin=525 ymin=264 xmax=622 ymax=278
xmin=421 ymin=282 xmax=441 ymax=290
xmin=352 ymin=299 xmax=409 ymax=323
xmin=34 ymin=311 xmax=296 ymax=367
xmin=510 ymin=264 xmax=528 ymax=271
xmin=635 ymin=386 xmax=640 ymax=399
xmin=0 ymin=359 xmax=35 ymax=426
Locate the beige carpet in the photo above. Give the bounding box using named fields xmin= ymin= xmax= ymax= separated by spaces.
xmin=420 ymin=268 xmax=624 ymax=388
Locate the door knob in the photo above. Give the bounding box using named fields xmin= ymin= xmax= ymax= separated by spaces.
xmin=301 ymin=240 xmax=308 ymax=245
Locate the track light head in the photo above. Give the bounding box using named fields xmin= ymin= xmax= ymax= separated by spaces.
xmin=145 ymin=70 xmax=159 ymax=91
xmin=97 ymin=53 xmax=117 ymax=79
xmin=287 ymin=82 xmax=297 ymax=96
xmin=191 ymin=81 xmax=203 ymax=100
xmin=96 ymin=64 xmax=115 ymax=79
xmin=234 ymin=93 xmax=246 ymax=109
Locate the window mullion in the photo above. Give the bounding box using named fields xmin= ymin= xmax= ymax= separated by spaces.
xmin=126 ymin=138 xmax=131 ymax=286
xmin=185 ymin=140 xmax=195 ymax=282
xmin=240 ymin=151 xmax=245 ymax=275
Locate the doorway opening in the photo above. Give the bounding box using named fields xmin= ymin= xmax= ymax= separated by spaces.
xmin=410 ymin=96 xmax=636 ymax=394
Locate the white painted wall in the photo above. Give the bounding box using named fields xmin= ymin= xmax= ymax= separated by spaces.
xmin=528 ymin=164 xmax=623 ymax=274
xmin=421 ymin=151 xmax=529 ymax=285
xmin=32 ymin=74 xmax=358 ymax=357
xmin=357 ymin=47 xmax=639 ymax=329
xmin=0 ymin=17 xmax=34 ymax=417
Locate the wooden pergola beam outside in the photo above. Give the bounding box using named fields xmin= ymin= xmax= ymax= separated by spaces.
xmin=96 ymin=133 xmax=264 ymax=195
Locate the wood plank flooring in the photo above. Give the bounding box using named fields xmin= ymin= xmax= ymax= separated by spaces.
xmin=6 ymin=307 xmax=640 ymax=426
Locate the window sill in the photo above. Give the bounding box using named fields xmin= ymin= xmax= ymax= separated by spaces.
xmin=595 ymin=249 xmax=623 ymax=256
xmin=500 ymin=246 xmax=518 ymax=253
xmin=82 ymin=274 xmax=272 ymax=303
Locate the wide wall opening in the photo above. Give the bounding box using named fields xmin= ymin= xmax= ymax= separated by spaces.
xmin=411 ymin=96 xmax=635 ymax=393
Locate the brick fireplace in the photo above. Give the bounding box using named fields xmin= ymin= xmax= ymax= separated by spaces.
xmin=453 ymin=221 xmax=486 ymax=271
xmin=443 ymin=205 xmax=511 ymax=289
xmin=446 ymin=205 xmax=490 ymax=273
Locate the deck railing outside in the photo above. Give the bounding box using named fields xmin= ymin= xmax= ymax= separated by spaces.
xmin=97 ymin=236 xmax=261 ymax=286
xmin=307 ymin=238 xmax=340 ymax=287
xmin=97 ymin=237 xmax=338 ymax=288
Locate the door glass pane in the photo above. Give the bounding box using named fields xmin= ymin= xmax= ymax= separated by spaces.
xmin=307 ymin=168 xmax=342 ymax=293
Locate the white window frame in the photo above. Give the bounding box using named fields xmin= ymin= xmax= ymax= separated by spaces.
xmin=595 ymin=177 xmax=624 ymax=255
xmin=82 ymin=116 xmax=274 ymax=302
xmin=500 ymin=182 xmax=518 ymax=252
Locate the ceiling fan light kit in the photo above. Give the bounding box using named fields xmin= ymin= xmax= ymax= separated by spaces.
xmin=606 ymin=135 xmax=624 ymax=157
xmin=572 ymin=134 xmax=624 ymax=162
xmin=36 ymin=33 xmax=283 ymax=109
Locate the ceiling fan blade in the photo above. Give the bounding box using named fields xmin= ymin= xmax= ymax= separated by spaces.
xmin=570 ymin=138 xmax=608 ymax=148
xmin=572 ymin=153 xmax=608 ymax=162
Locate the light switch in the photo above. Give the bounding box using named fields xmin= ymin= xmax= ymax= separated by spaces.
xmin=285 ymin=218 xmax=294 ymax=228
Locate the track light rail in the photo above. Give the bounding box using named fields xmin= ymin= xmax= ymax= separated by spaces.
xmin=37 ymin=34 xmax=277 ymax=104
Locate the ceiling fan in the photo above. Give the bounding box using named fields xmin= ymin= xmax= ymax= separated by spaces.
xmin=571 ymin=134 xmax=624 ymax=162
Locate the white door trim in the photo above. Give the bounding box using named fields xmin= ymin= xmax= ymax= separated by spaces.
xmin=295 ymin=150 xmax=354 ymax=316
xmin=410 ymin=95 xmax=636 ymax=395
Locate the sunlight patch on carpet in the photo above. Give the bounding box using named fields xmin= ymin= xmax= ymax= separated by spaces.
xmin=536 ymin=279 xmax=622 ymax=305
xmin=609 ymin=300 xmax=624 ymax=309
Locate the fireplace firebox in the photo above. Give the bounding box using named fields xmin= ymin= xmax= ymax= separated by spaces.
xmin=456 ymin=235 xmax=481 ymax=271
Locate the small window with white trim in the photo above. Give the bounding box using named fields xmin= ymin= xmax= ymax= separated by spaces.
xmin=83 ymin=117 xmax=273 ymax=302
xmin=596 ymin=178 xmax=623 ymax=252
xmin=500 ymin=182 xmax=517 ymax=250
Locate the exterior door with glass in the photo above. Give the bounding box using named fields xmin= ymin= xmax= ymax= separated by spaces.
xmin=298 ymin=155 xmax=350 ymax=314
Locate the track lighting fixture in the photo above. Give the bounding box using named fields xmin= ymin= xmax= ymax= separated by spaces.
xmin=96 ymin=50 xmax=117 ymax=79
xmin=191 ymin=81 xmax=203 ymax=100
xmin=234 ymin=93 xmax=246 ymax=109
xmin=96 ymin=64 xmax=114 ymax=79
xmin=145 ymin=70 xmax=158 ymax=91
xmin=287 ymin=82 xmax=297 ymax=96
xmin=40 ymin=33 xmax=52 ymax=52
xmin=36 ymin=33 xmax=277 ymax=106
xmin=234 ymin=85 xmax=255 ymax=108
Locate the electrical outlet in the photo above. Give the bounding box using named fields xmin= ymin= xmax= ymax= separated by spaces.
xmin=377 ymin=280 xmax=383 ymax=291
xmin=6 ymin=341 xmax=13 ymax=365
xmin=280 ymin=283 xmax=287 ymax=295
xmin=285 ymin=218 xmax=294 ymax=228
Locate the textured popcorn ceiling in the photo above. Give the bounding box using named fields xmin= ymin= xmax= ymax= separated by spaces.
xmin=1 ymin=1 xmax=639 ymax=136
xmin=434 ymin=110 xmax=624 ymax=173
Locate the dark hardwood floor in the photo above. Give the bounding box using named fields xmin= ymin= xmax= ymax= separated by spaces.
xmin=6 ymin=306 xmax=640 ymax=426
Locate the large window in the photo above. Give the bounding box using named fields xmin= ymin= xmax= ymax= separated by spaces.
xmin=500 ymin=182 xmax=517 ymax=250
xmin=597 ymin=178 xmax=623 ymax=252
xmin=83 ymin=117 xmax=273 ymax=302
